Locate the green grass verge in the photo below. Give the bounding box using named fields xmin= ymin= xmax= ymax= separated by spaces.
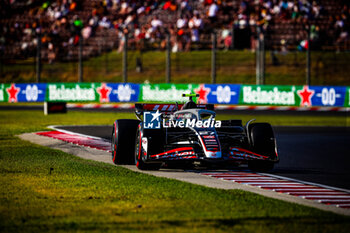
xmin=2 ymin=50 xmax=350 ymax=85
xmin=0 ymin=110 xmax=349 ymax=232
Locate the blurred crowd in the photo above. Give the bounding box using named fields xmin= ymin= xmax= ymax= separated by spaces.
xmin=1 ymin=0 xmax=350 ymax=61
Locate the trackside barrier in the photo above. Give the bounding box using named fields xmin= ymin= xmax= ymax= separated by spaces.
xmin=0 ymin=83 xmax=349 ymax=108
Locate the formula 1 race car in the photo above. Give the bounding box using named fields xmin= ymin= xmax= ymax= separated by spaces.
xmin=111 ymin=94 xmax=279 ymax=171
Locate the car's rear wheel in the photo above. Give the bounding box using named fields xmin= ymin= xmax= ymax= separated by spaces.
xmin=111 ymin=119 xmax=140 ymax=165
xmin=135 ymin=125 xmax=162 ymax=170
xmin=248 ymin=123 xmax=276 ymax=172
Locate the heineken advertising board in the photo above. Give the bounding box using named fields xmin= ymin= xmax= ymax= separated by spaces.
xmin=0 ymin=82 xmax=349 ymax=107
xmin=345 ymin=87 xmax=350 ymax=107
xmin=0 ymin=83 xmax=47 ymax=103
xmin=139 ymin=84 xmax=200 ymax=102
xmin=107 ymin=83 xmax=139 ymax=102
xmin=0 ymin=83 xmax=140 ymax=103
xmin=46 ymin=83 xmax=98 ymax=102
xmin=204 ymin=84 xmax=240 ymax=105
xmin=307 ymin=86 xmax=347 ymax=107
xmin=238 ymin=85 xmax=348 ymax=107
xmin=45 ymin=83 xmax=140 ymax=102
xmin=239 ymin=85 xmax=300 ymax=106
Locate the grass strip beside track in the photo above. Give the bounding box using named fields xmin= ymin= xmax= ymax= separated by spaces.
xmin=3 ymin=50 xmax=350 ymax=85
xmin=0 ymin=110 xmax=349 ymax=232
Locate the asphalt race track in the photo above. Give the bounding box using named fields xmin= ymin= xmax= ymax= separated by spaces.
xmin=56 ymin=125 xmax=350 ymax=190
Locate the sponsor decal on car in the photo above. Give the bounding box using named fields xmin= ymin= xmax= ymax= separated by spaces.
xmin=143 ymin=110 xmax=221 ymax=129
xmin=143 ymin=110 xmax=162 ymax=129
xmin=163 ymin=118 xmax=221 ymax=128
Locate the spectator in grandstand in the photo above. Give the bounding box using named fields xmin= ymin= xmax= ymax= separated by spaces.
xmin=188 ymin=12 xmax=203 ymax=45
xmin=119 ymin=1 xmax=131 ymax=15
xmin=180 ymin=0 xmax=192 ymax=14
xmin=134 ymin=25 xmax=147 ymax=50
xmin=99 ymin=16 xmax=112 ymax=29
xmin=208 ymin=1 xmax=219 ymax=25
xmin=176 ymin=15 xmax=187 ymax=30
xmin=48 ymin=42 xmax=56 ymax=64
xmin=163 ymin=1 xmax=177 ymax=11
xmin=291 ymin=4 xmax=301 ymax=22
xmin=217 ymin=25 xmax=232 ymax=50
xmin=151 ymin=16 xmax=163 ymax=30
xmin=336 ymin=28 xmax=349 ymax=51
xmin=175 ymin=14 xmax=191 ymax=52
xmin=237 ymin=14 xmax=248 ymax=29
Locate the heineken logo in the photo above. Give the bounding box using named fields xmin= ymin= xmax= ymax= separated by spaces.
xmin=242 ymin=86 xmax=296 ymax=105
xmin=48 ymin=84 xmax=95 ymax=101
xmin=142 ymin=85 xmax=193 ymax=102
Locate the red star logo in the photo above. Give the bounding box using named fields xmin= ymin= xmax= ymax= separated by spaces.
xmin=6 ymin=83 xmax=20 ymax=103
xmin=194 ymin=84 xmax=211 ymax=104
xmin=297 ymin=85 xmax=314 ymax=107
xmin=96 ymin=83 xmax=112 ymax=103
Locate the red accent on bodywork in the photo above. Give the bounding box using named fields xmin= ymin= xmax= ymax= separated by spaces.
xmin=138 ymin=104 xmax=183 ymax=112
xmin=150 ymin=147 xmax=194 ymax=158
xmin=198 ymin=135 xmax=220 ymax=152
xmin=229 ymin=147 xmax=269 ymax=159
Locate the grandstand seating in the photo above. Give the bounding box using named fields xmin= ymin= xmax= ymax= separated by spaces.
xmin=0 ymin=0 xmax=349 ymax=61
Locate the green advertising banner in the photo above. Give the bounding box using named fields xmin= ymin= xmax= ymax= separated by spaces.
xmin=239 ymin=85 xmax=304 ymax=106
xmin=139 ymin=84 xmax=200 ymax=102
xmin=46 ymin=83 xmax=100 ymax=102
xmin=0 ymin=84 xmax=9 ymax=102
xmin=1 ymin=82 xmax=349 ymax=107
xmin=345 ymin=87 xmax=350 ymax=107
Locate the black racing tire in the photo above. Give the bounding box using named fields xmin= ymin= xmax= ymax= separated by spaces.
xmin=111 ymin=119 xmax=141 ymax=165
xmin=135 ymin=124 xmax=162 ymax=170
xmin=248 ymin=123 xmax=276 ymax=172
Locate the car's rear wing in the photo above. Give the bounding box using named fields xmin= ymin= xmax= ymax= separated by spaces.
xmin=134 ymin=103 xmax=214 ymax=120
xmin=135 ymin=103 xmax=183 ymax=113
xmin=135 ymin=103 xmax=214 ymax=112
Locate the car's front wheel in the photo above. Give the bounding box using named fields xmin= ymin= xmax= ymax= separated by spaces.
xmin=135 ymin=124 xmax=161 ymax=170
xmin=111 ymin=119 xmax=140 ymax=165
xmin=248 ymin=123 xmax=277 ymax=172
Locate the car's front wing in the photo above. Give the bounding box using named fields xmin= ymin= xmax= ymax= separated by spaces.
xmin=146 ymin=146 xmax=277 ymax=162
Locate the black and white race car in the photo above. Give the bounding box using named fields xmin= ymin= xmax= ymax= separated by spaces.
xmin=111 ymin=94 xmax=279 ymax=171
